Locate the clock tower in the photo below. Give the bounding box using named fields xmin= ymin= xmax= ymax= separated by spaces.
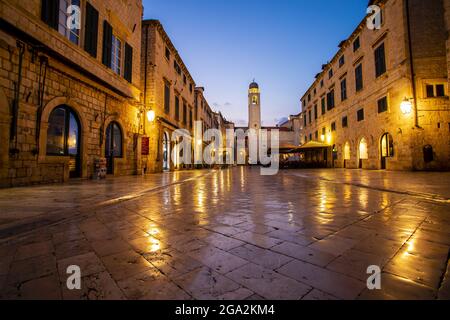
xmin=248 ymin=81 xmax=261 ymax=130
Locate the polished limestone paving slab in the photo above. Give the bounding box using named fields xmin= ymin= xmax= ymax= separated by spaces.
xmin=0 ymin=167 xmax=449 ymax=300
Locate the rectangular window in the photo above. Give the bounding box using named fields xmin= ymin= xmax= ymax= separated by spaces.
xmin=190 ymin=109 xmax=193 ymax=128
xmin=314 ymin=105 xmax=318 ymax=120
xmin=329 ymin=69 xmax=333 ymax=79
xmin=331 ymin=122 xmax=336 ymax=131
xmin=174 ymin=61 xmax=181 ymax=75
xmin=189 ymin=83 xmax=193 ymax=93
xmin=375 ymin=43 xmax=387 ymax=77
xmin=303 ymin=113 xmax=307 ymax=127
xmin=315 ymin=131 xmax=319 ymax=140
xmin=124 ymin=43 xmax=133 ymax=83
xmin=327 ymin=90 xmax=335 ymax=110
xmin=58 ymin=0 xmax=81 ymax=45
xmin=339 ymin=55 xmax=345 ymax=67
xmin=426 ymin=85 xmax=435 ymax=97
xmin=320 ymin=79 xmax=324 ymax=88
xmin=321 ymin=97 xmax=326 ymax=115
xmin=84 ymin=2 xmax=99 ymax=57
xmin=308 ymin=110 xmax=312 ymax=124
xmin=111 ymin=35 xmax=122 ymax=75
xmin=340 ymin=78 xmax=347 ymax=101
xmin=309 ymin=133 xmax=312 ymax=141
xmin=357 ymin=108 xmax=365 ymax=122
xmin=377 ymin=96 xmax=388 ymax=113
xmin=183 ymin=102 xmax=187 ymax=124
xmin=342 ymin=116 xmax=348 ymax=128
xmin=355 ymin=64 xmax=363 ymax=92
xmin=165 ymin=47 xmax=171 ymax=61
xmin=436 ymin=84 xmax=445 ymax=97
xmin=175 ymin=96 xmax=180 ymax=120
xmin=164 ymin=84 xmax=170 ymax=114
xmin=102 ymin=21 xmax=113 ymax=68
xmin=353 ymin=36 xmax=360 ymax=52
xmin=322 ymin=127 xmax=326 ymax=136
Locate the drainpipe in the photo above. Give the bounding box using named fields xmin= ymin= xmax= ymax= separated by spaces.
xmin=10 ymin=41 xmax=25 ymax=153
xmin=405 ymin=0 xmax=420 ymax=128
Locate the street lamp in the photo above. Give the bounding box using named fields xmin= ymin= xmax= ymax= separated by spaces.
xmin=400 ymin=98 xmax=412 ymax=115
xmin=147 ymin=109 xmax=155 ymax=122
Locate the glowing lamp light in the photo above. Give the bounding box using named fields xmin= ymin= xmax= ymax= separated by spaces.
xmin=400 ymin=98 xmax=412 ymax=115
xmin=146 ymin=110 xmax=155 ymax=122
xmin=320 ymin=134 xmax=325 ymax=142
xmin=197 ymin=139 xmax=202 ymax=146
xmin=326 ymin=134 xmax=332 ymax=145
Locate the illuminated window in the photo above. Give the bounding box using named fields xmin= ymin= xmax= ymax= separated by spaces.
xmin=252 ymin=96 xmax=258 ymax=105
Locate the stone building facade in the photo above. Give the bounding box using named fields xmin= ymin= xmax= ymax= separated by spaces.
xmin=299 ymin=0 xmax=450 ymax=171
xmin=140 ymin=20 xmax=228 ymax=173
xmin=0 ymin=0 xmax=143 ymax=187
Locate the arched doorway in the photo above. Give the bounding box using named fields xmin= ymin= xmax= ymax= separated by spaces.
xmin=343 ymin=142 xmax=351 ymax=168
xmin=46 ymin=105 xmax=81 ymax=178
xmin=358 ymin=137 xmax=368 ymax=169
xmin=105 ymin=122 xmax=123 ymax=174
xmin=380 ymin=133 xmax=394 ymax=169
xmin=163 ymin=131 xmax=170 ymax=171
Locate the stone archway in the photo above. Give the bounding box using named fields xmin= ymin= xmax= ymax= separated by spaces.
xmin=358 ymin=137 xmax=368 ymax=169
xmin=40 ymin=97 xmax=89 ymax=179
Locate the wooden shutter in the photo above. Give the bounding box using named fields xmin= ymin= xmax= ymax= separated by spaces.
xmin=84 ymin=2 xmax=99 ymax=58
xmin=102 ymin=21 xmax=113 ymax=67
xmin=124 ymin=43 xmax=133 ymax=83
xmin=41 ymin=0 xmax=59 ymax=30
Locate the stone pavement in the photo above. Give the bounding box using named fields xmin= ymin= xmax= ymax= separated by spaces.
xmin=0 ymin=167 xmax=449 ymax=300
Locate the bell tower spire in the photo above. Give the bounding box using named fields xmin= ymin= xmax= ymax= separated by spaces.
xmin=248 ymin=81 xmax=261 ymax=130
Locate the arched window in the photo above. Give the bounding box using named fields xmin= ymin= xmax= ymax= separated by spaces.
xmin=252 ymin=96 xmax=258 ymax=105
xmin=46 ymin=105 xmax=81 ymax=177
xmin=106 ymin=122 xmax=123 ymax=158
xmin=381 ymin=133 xmax=394 ymax=157
xmin=47 ymin=106 xmax=80 ymax=156
xmin=344 ymin=142 xmax=351 ymax=160
xmin=359 ymin=137 xmax=368 ymax=160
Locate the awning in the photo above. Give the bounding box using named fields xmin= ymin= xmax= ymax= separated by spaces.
xmin=298 ymin=141 xmax=331 ymax=150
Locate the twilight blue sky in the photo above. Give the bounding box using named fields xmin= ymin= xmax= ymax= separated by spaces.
xmin=143 ymin=0 xmax=368 ymax=126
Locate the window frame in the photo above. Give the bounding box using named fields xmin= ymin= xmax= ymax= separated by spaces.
xmin=111 ymin=33 xmax=122 ymax=76
xmin=374 ymin=42 xmax=387 ymax=78
xmin=357 ymin=108 xmax=365 ymax=122
xmin=377 ymin=96 xmax=388 ymax=113
xmin=355 ymin=63 xmax=363 ymax=92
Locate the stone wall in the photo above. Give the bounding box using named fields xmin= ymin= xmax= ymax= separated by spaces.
xmin=0 ymin=0 xmax=143 ymax=187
